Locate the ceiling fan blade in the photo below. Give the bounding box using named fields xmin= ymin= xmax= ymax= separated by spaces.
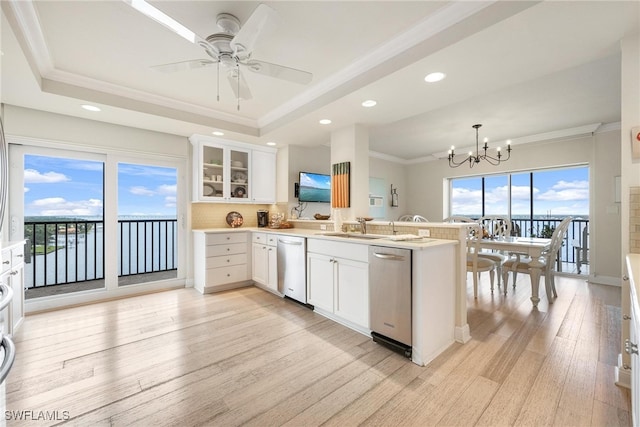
xmin=227 ymin=69 xmax=253 ymax=100
xmin=243 ymin=60 xmax=312 ymax=85
xmin=151 ymin=59 xmax=217 ymax=73
xmin=125 ymin=0 xmax=219 ymax=56
xmin=230 ymin=4 xmax=278 ymax=56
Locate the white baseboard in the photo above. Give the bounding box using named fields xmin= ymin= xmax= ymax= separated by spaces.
xmin=615 ymin=353 xmax=632 ymax=389
xmin=588 ymin=274 xmax=622 ymax=287
xmin=455 ymin=324 xmax=471 ymax=343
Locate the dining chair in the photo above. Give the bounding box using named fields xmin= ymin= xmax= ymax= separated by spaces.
xmin=501 ymin=217 xmax=573 ymax=301
xmin=466 ymin=224 xmax=498 ymax=298
xmin=477 ymin=216 xmax=513 ymax=288
xmin=573 ymin=224 xmax=589 ymax=274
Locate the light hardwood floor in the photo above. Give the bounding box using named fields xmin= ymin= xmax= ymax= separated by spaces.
xmin=5 ymin=273 xmax=630 ymax=426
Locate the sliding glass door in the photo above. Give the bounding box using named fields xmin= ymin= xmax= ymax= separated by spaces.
xmin=117 ymin=162 xmax=177 ymax=286
xmin=9 ymin=143 xmax=186 ymax=306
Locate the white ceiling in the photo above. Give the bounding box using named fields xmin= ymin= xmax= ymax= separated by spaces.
xmin=1 ymin=1 xmax=638 ymax=162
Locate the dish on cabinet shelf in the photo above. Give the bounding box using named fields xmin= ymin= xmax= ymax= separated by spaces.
xmin=203 ymin=184 xmax=215 ymax=196
xmin=233 ymin=186 xmax=247 ymax=198
xmin=231 ymin=161 xmax=244 ymax=168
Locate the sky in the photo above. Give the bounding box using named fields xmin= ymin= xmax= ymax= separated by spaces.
xmin=451 ymin=166 xmax=589 ymax=217
xmin=24 ymin=155 xmax=177 ymax=217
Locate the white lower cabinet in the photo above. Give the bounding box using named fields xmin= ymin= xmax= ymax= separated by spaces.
xmin=0 ymin=241 xmax=25 ymax=336
xmin=307 ymin=239 xmax=369 ymax=332
xmin=193 ymin=231 xmax=251 ymax=294
xmin=252 ymin=232 xmax=279 ymax=294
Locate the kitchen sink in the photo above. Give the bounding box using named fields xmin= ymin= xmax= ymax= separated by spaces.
xmin=316 ymin=232 xmax=386 ymax=240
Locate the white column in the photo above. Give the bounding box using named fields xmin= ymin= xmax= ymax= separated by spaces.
xmin=617 ymin=31 xmax=640 ymax=389
xmin=330 ymin=124 xmax=369 ymax=220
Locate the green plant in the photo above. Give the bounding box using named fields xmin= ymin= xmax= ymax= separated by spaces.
xmin=531 ymin=224 xmax=555 ymax=238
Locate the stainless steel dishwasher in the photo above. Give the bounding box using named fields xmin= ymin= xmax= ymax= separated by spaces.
xmin=369 ymin=246 xmax=412 ymax=357
xmin=277 ymin=236 xmax=307 ymax=304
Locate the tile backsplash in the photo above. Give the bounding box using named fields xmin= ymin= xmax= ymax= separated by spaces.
xmin=192 ymin=203 xmax=275 ymax=229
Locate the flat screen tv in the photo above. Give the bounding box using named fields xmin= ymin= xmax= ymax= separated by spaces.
xmin=298 ymin=171 xmax=331 ymax=203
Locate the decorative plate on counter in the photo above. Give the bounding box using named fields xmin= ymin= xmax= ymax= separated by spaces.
xmin=226 ymin=211 xmax=244 ymax=228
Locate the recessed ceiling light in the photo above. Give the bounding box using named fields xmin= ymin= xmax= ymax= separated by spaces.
xmin=212 ymin=131 xmax=224 ymax=136
xmin=424 ymin=72 xmax=446 ymax=83
xmin=81 ymin=104 xmax=101 ymax=112
xmin=319 ymin=119 xmax=332 ymax=125
xmin=266 ymin=141 xmax=276 ymax=146
xmin=361 ymin=100 xmax=377 ymax=108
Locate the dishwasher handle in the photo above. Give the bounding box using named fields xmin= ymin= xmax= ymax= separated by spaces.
xmin=278 ymin=239 xmax=303 ymax=246
xmin=372 ymin=252 xmax=405 ymax=261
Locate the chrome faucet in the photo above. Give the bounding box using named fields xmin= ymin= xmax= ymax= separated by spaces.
xmin=390 ymin=221 xmax=397 ymax=235
xmin=356 ymin=217 xmax=367 ymax=234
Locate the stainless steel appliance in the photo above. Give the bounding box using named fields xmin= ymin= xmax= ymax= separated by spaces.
xmin=277 ymin=236 xmax=307 ymax=304
xmin=368 ymin=246 xmax=412 ymax=357
xmin=257 ymin=210 xmax=269 ymax=228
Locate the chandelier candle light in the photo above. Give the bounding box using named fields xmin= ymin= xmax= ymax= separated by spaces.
xmin=448 ymin=124 xmax=512 ymax=168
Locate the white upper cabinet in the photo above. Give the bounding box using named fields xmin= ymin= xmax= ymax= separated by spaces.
xmin=190 ymin=135 xmax=276 ymax=203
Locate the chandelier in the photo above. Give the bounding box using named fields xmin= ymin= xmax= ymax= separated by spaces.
xmin=448 ymin=124 xmax=511 ymax=168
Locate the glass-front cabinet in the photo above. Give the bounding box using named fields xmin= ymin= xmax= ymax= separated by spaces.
xmin=191 ymin=135 xmax=275 ymax=203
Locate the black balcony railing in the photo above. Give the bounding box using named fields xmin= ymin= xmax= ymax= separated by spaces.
xmin=23 ymin=218 xmax=177 ymax=290
xmin=509 ymin=218 xmax=589 ymax=267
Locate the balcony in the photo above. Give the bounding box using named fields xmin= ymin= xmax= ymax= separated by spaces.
xmin=23 ymin=218 xmax=177 ymax=299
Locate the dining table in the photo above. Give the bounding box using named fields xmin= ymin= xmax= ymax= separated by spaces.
xmin=478 ymin=236 xmax=553 ymax=307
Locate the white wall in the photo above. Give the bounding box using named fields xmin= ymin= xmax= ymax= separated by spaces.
xmin=404 ymin=130 xmax=621 ymax=282
xmin=369 ymin=155 xmax=407 ymax=220
xmin=285 ymin=144 xmax=331 ymax=218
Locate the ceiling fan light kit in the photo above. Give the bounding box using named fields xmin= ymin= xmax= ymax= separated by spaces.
xmin=128 ymin=1 xmax=313 ymax=110
xmin=447 ymin=124 xmax=512 ymax=168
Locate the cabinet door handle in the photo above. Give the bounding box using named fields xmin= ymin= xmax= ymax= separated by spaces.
xmin=227 ymin=273 xmax=231 ymax=277
xmin=625 ymin=339 xmax=639 ymax=355
xmin=16 ymin=254 xmax=23 ymax=258
xmin=10 ymin=271 xmax=18 ymax=276
xmin=227 ymin=259 xmax=230 ymax=263
xmin=2 ymin=261 xmax=9 ymax=265
xmin=226 ymin=236 xmax=231 ymax=240
xmin=227 ymin=248 xmax=230 ymax=251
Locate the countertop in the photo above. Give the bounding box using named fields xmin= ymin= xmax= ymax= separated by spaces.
xmin=193 ymin=227 xmax=458 ymax=251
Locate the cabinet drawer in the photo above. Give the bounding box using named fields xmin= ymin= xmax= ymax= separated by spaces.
xmin=266 ymin=234 xmax=278 ymax=246
xmin=206 ymin=253 xmax=247 ymax=269
xmin=11 ymin=246 xmax=24 ymax=266
xmin=307 ymin=239 xmax=368 ymax=263
xmin=1 ymin=249 xmax=10 ymax=274
xmin=206 ymin=264 xmax=248 ymax=286
xmin=206 ymin=232 xmax=247 ymax=245
xmin=207 ymin=243 xmax=247 ymax=257
xmin=252 ymin=232 xmax=267 ymax=244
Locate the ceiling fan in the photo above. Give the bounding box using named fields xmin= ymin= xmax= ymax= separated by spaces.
xmin=125 ymin=0 xmax=313 ymax=110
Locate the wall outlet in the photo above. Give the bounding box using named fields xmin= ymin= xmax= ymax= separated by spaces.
xmin=418 ymin=229 xmax=430 ymax=237
xmin=320 ymin=224 xmax=327 ymax=230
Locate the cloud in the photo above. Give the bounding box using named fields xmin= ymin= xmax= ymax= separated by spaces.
xmin=24 ymin=169 xmax=70 ymax=184
xmin=157 ymin=184 xmax=177 ymax=195
xmin=129 ymin=186 xmax=156 ymax=196
xmin=130 ymin=184 xmax=176 ymax=197
xmin=28 ymin=197 xmax=103 ymax=216
xmin=24 ymin=187 xmax=30 ymax=193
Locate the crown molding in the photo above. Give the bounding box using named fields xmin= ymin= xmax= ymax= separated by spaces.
xmin=596 ymin=121 xmax=621 ymax=133
xmin=44 ymin=68 xmax=258 ymax=129
xmin=257 ymin=1 xmax=497 ymax=131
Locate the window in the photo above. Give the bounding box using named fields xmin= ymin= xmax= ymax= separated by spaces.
xmin=449 ymin=165 xmax=589 ymax=222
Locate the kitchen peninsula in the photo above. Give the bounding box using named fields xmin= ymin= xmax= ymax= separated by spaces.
xmin=193 ymin=223 xmax=462 ymax=367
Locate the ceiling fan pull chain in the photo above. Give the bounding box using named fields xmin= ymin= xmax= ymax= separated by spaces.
xmin=217 ymin=62 xmax=220 ymax=102
xmin=237 ymin=63 xmax=241 ymax=111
